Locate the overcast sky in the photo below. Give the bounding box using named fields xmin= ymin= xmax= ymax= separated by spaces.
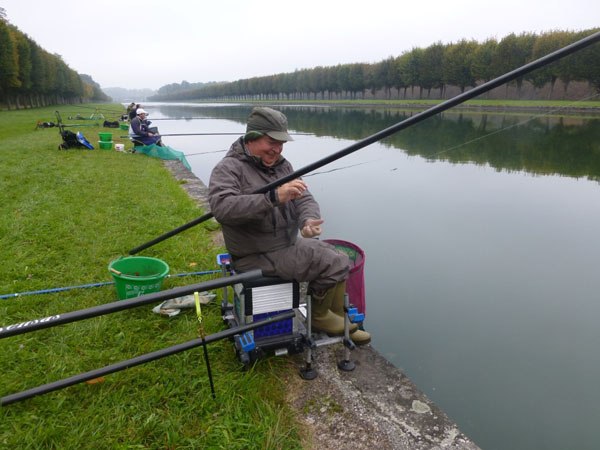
xmin=2 ymin=0 xmax=598 ymax=90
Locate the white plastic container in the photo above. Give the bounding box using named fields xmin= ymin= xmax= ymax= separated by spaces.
xmin=115 ymin=143 xmax=124 ymax=152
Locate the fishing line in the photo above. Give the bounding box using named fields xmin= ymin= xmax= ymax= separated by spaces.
xmin=428 ymin=93 xmax=600 ymax=159
xmin=173 ymin=132 xmax=317 ymax=158
xmin=185 ymin=149 xmax=228 ymax=157
xmin=303 ymin=160 xmax=378 ymax=177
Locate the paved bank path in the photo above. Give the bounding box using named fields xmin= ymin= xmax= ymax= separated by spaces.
xmin=164 ymin=159 xmax=480 ymax=449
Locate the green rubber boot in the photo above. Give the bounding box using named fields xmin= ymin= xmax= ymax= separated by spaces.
xmin=349 ymin=329 xmax=371 ymax=346
xmin=327 ymin=281 xmax=358 ymax=333
xmin=330 ymin=281 xmax=370 ymax=345
xmin=311 ymin=287 xmax=353 ymax=335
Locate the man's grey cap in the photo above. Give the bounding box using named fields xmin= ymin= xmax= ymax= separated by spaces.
xmin=246 ymin=107 xmax=293 ymax=142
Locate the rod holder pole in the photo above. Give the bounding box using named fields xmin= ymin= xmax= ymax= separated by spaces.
xmin=300 ymin=294 xmax=317 ymax=380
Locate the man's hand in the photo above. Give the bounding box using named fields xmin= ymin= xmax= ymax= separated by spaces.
xmin=301 ymin=218 xmax=324 ymax=238
xmin=277 ymin=179 xmax=307 ymax=203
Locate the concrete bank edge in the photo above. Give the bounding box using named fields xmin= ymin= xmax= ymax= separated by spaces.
xmin=162 ymin=159 xmax=481 ymax=450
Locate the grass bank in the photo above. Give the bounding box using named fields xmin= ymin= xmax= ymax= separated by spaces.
xmin=0 ymin=104 xmax=302 ymax=449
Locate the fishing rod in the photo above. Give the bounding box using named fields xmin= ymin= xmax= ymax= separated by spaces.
xmin=120 ymin=132 xmax=313 ymax=138
xmin=36 ymin=122 xmax=100 ymax=129
xmin=0 ymin=270 xmax=221 ymax=300
xmin=128 ymin=30 xmax=600 ymax=255
xmin=147 ymin=117 xmax=239 ymax=121
xmin=65 ymin=111 xmax=121 ymax=113
xmin=1 ymin=310 xmax=294 ymax=405
xmin=0 ymin=269 xmax=262 ymax=339
xmin=69 ymin=105 xmax=125 ymax=114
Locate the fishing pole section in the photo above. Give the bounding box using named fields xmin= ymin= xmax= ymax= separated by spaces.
xmin=146 ymin=117 xmax=238 ymax=121
xmin=128 ymin=30 xmax=600 ymax=255
xmin=121 ymin=132 xmax=313 ymax=138
xmin=1 ymin=310 xmax=294 ymax=405
xmin=0 ymin=270 xmax=269 ymax=405
xmin=0 ymin=269 xmax=222 ymax=300
xmin=0 ymin=270 xmax=261 ymax=339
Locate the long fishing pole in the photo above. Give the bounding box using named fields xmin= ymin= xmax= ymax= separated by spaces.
xmin=69 ymin=105 xmax=125 ymax=114
xmin=147 ymin=117 xmax=239 ymax=121
xmin=120 ymin=132 xmax=313 ymax=138
xmin=1 ymin=310 xmax=294 ymax=405
xmin=36 ymin=123 xmax=100 ymax=129
xmin=0 ymin=269 xmax=262 ymax=339
xmin=0 ymin=270 xmax=222 ymax=300
xmin=63 ymin=112 xmax=121 ymax=116
xmin=128 ymin=30 xmax=600 ymax=255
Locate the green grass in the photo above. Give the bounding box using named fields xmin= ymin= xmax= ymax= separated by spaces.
xmin=0 ymin=104 xmax=303 ymax=449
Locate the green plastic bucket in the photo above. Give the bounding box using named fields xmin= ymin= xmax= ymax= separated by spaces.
xmin=108 ymin=257 xmax=169 ymax=300
xmin=98 ymin=140 xmax=113 ymax=150
xmin=120 ymin=123 xmax=128 ymax=130
xmin=99 ymin=132 xmax=113 ymax=141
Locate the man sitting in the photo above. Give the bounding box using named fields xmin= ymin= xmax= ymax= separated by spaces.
xmin=129 ymin=108 xmax=163 ymax=147
xmin=208 ymin=107 xmax=370 ymax=345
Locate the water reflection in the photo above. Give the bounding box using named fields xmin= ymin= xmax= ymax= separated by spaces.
xmin=153 ymin=103 xmax=600 ymax=182
xmin=145 ymin=102 xmax=600 ymax=450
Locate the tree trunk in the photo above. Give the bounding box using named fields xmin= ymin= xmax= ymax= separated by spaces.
xmin=478 ymin=114 xmax=488 ymax=132
xmin=548 ymin=78 xmax=556 ymax=100
xmin=562 ymin=80 xmax=570 ymax=100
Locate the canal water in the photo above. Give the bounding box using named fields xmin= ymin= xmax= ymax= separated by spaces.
xmin=139 ymin=102 xmax=600 ymax=450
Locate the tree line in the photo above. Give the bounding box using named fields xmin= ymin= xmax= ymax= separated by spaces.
xmin=158 ymin=103 xmax=600 ymax=180
xmin=0 ymin=11 xmax=109 ymax=110
xmin=155 ymin=80 xmax=221 ymax=97
xmin=150 ymin=28 xmax=599 ymax=102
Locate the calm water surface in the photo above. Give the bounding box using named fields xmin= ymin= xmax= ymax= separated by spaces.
xmin=141 ymin=102 xmax=600 ymax=450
